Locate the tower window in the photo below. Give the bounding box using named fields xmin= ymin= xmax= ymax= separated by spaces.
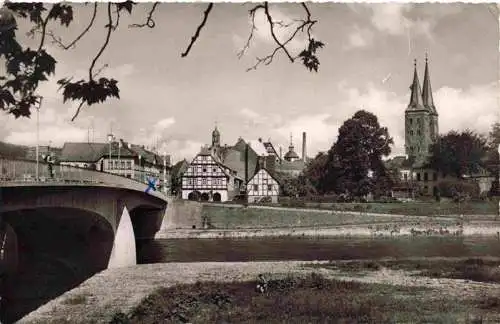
xmin=417 ymin=129 xmax=421 ymax=136
xmin=410 ymin=130 xmax=414 ymax=136
xmin=409 ymin=118 xmax=413 ymax=125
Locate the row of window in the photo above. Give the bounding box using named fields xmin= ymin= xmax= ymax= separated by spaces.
xmin=185 ymin=178 xmax=225 ymax=186
xmin=252 ymin=184 xmax=274 ymax=191
xmin=408 ymin=145 xmax=432 ymax=154
xmin=402 ymin=172 xmax=438 ymax=182
xmin=108 ymin=160 xmax=133 ymax=170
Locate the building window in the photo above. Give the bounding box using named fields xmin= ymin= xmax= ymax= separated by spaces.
xmin=213 ymin=168 xmax=216 ymax=172
xmin=424 ymin=172 xmax=428 ymax=182
xmin=409 ymin=118 xmax=413 ymax=125
xmin=253 ymin=184 xmax=258 ymax=191
xmin=403 ymin=173 xmax=408 ymax=180
xmin=203 ymin=168 xmax=207 ymax=172
xmin=267 ymin=185 xmax=272 ymax=191
xmin=417 ymin=129 xmax=421 ymax=136
xmin=202 ymin=178 xmax=207 ymax=185
xmin=410 ymin=146 xmax=414 ymax=153
xmin=126 ymin=174 xmax=131 ymax=178
xmin=433 ymin=173 xmax=438 ymax=181
xmin=410 ymin=130 xmax=414 ymax=136
xmin=417 ymin=173 xmax=421 ymax=181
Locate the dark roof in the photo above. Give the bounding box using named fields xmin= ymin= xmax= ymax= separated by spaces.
xmin=129 ymin=144 xmax=164 ymax=164
xmin=384 ymin=156 xmax=412 ymax=170
xmin=171 ymin=159 xmax=189 ymax=178
xmin=284 ymin=150 xmax=299 ymax=160
xmin=59 ymin=143 xmax=107 ymax=162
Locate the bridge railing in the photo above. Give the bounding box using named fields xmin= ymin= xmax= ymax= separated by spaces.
xmin=0 ymin=158 xmax=166 ymax=198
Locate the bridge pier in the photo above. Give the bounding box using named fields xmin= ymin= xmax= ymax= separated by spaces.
xmin=107 ymin=206 xmax=136 ymax=269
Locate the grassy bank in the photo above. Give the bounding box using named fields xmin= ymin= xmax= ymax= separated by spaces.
xmin=112 ymin=272 xmax=496 ymax=324
xmin=307 ymin=257 xmax=500 ymax=284
xmin=202 ymin=200 xmax=498 ymax=230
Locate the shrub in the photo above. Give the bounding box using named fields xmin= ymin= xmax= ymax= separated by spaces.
xmin=438 ymin=179 xmax=480 ymax=200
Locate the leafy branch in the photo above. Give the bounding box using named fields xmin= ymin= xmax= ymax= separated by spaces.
xmin=181 ymin=3 xmax=214 ymax=58
xmin=57 ymin=3 xmax=120 ymax=122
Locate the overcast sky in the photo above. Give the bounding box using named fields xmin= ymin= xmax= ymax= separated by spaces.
xmin=0 ymin=3 xmax=498 ymax=163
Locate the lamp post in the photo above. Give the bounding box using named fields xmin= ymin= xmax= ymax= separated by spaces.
xmin=138 ymin=154 xmax=142 ymax=182
xmin=162 ymin=151 xmax=167 ymax=195
xmin=35 ymin=97 xmax=43 ymax=181
xmin=107 ymin=133 xmax=114 ymax=173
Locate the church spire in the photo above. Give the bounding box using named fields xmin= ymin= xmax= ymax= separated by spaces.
xmin=422 ymin=53 xmax=437 ymax=115
xmin=407 ymin=59 xmax=424 ymax=111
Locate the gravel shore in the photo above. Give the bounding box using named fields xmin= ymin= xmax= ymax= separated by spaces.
xmin=19 ymin=259 xmax=500 ymax=324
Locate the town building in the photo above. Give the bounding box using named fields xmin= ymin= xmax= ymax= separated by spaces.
xmin=246 ymin=166 xmax=280 ymax=203
xmin=275 ymin=132 xmax=308 ymax=177
xmin=181 ymin=146 xmax=244 ymax=202
xmin=58 ymin=138 xmax=171 ymax=191
xmin=387 ymin=56 xmax=493 ymax=197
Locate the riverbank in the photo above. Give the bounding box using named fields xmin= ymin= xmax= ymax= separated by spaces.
xmin=156 ymin=222 xmax=500 ymax=239
xmin=18 ymin=258 xmax=500 ymax=324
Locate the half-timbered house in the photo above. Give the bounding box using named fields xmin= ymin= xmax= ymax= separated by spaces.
xmin=246 ymin=167 xmax=280 ymax=204
xmin=181 ymin=147 xmax=243 ymax=202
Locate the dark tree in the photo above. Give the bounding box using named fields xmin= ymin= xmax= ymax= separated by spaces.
xmin=0 ymin=2 xmax=324 ymax=121
xmin=430 ymin=130 xmax=489 ymax=178
xmin=302 ymin=152 xmax=329 ymax=194
xmin=328 ymin=110 xmax=393 ymax=198
xmin=486 ymin=122 xmax=500 ymax=195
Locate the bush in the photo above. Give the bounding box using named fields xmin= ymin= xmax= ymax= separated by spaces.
xmin=438 ymin=179 xmax=480 ymax=201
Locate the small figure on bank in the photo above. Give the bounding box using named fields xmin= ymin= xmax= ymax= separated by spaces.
xmin=256 ymin=274 xmax=268 ymax=293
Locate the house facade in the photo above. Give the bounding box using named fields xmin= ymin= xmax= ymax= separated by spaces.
xmin=181 ymin=147 xmax=243 ymax=202
xmin=246 ymin=168 xmax=280 ymax=203
xmin=59 ymin=139 xmax=171 ymax=191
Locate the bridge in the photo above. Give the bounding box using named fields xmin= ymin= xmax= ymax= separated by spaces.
xmin=0 ymin=158 xmax=169 ymax=323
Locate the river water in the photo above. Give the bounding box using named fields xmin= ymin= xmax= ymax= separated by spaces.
xmin=137 ymin=236 xmax=500 ymax=264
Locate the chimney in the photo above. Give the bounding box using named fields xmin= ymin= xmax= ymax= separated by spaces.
xmin=302 ymin=132 xmax=307 ymax=162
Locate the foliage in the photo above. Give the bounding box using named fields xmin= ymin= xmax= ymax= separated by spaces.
xmin=277 ymin=171 xmax=317 ymax=198
xmin=326 ymin=110 xmax=394 ymax=198
xmin=430 ymin=130 xmax=488 ymax=178
xmin=486 ymin=122 xmax=500 ymax=196
xmin=302 ymin=152 xmax=329 ymax=194
xmin=437 ymin=178 xmax=480 ymax=201
xmin=0 ymin=141 xmax=28 ymax=159
xmin=0 ymin=2 xmax=324 ymax=120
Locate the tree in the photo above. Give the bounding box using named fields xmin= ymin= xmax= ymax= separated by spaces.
xmin=277 ymin=171 xmax=316 ymax=198
xmin=430 ymin=130 xmax=489 ymax=178
xmin=486 ymin=122 xmax=500 ymax=195
xmin=302 ymin=152 xmax=329 ymax=194
xmin=328 ymin=110 xmax=393 ymax=198
xmin=0 ymin=2 xmax=324 ymax=120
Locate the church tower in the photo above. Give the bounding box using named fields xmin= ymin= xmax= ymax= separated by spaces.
xmin=405 ymin=55 xmax=439 ymax=167
xmin=212 ymin=124 xmax=220 ymax=148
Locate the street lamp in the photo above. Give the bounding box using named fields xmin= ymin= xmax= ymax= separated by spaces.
xmin=35 ymin=97 xmax=43 ymax=181
xmin=162 ymin=151 xmax=167 ymax=195
xmin=107 ymin=133 xmax=114 ymax=172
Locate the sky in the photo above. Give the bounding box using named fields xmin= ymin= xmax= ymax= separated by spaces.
xmin=0 ymin=2 xmax=498 ymax=163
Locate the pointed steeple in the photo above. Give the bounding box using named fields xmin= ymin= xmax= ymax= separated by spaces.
xmin=422 ymin=53 xmax=437 ymax=115
xmin=407 ymin=59 xmax=424 ymax=111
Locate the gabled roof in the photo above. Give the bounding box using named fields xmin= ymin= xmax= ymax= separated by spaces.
xmin=171 ymin=159 xmax=189 ymax=178
xmin=249 ymin=166 xmax=281 ymax=185
xmin=407 ymin=60 xmax=425 ymax=112
xmin=59 ymin=142 xmax=107 ymax=162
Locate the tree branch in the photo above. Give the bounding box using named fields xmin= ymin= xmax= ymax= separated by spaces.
xmin=237 ymin=4 xmax=264 ymax=59
xmin=70 ymin=101 xmax=85 ymax=122
xmin=48 ymin=2 xmax=98 ymax=50
xmin=129 ymin=2 xmax=159 ymax=28
xmin=263 ymin=2 xmax=293 ymax=62
xmin=246 ymin=2 xmax=318 ymax=72
xmin=181 ymin=3 xmax=214 ymax=58
xmin=89 ymin=3 xmax=113 ymax=81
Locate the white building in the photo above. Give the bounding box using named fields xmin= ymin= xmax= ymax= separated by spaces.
xmin=246 ymin=167 xmax=280 ymax=203
xmin=181 ymin=147 xmax=243 ymax=202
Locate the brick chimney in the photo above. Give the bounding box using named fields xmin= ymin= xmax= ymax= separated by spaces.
xmin=302 ymin=132 xmax=307 ymax=162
